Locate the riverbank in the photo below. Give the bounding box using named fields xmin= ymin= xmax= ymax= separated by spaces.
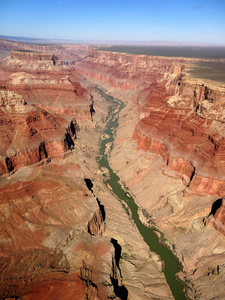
xmin=70 ymin=83 xmax=175 ymax=299
xmin=107 ymin=86 xmax=225 ymax=300
xmin=96 ymin=87 xmax=187 ymax=299
xmin=75 ymin=48 xmax=225 ymax=300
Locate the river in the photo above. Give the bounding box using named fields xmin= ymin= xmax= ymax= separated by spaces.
xmin=96 ymin=87 xmax=187 ymax=300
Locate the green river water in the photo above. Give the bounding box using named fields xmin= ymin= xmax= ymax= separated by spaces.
xmin=96 ymin=87 xmax=187 ymax=300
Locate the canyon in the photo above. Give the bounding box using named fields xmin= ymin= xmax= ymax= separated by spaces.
xmin=76 ymin=49 xmax=225 ymax=299
xmin=0 ymin=38 xmax=225 ymax=299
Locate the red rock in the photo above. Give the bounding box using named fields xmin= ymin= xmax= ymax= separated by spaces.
xmin=0 ymin=90 xmax=78 ymax=175
xmin=0 ymin=45 xmax=128 ymax=300
xmin=77 ymin=49 xmax=225 ymax=238
xmin=76 ymin=50 xmax=187 ymax=91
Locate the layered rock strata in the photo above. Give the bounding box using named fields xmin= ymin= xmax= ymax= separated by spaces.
xmin=0 ymin=50 xmax=67 ymax=72
xmin=0 ymin=38 xmax=89 ymax=60
xmin=4 ymin=71 xmax=91 ymax=119
xmin=0 ymin=46 xmax=174 ymax=299
xmin=76 ymin=49 xmax=225 ymax=299
xmin=76 ymin=50 xmax=187 ymax=91
xmin=0 ymin=90 xmax=77 ymax=175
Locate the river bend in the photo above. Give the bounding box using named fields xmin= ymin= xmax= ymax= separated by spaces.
xmin=96 ymin=87 xmax=187 ymax=300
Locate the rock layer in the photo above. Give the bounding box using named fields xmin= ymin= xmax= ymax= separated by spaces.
xmin=76 ymin=50 xmax=186 ymax=91
xmin=0 ymin=45 xmax=174 ymax=299
xmin=76 ymin=49 xmax=225 ymax=299
xmin=0 ymin=50 xmax=67 ymax=72
xmin=0 ymin=90 xmax=78 ymax=175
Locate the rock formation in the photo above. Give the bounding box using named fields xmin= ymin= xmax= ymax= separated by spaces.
xmin=76 ymin=49 xmax=225 ymax=299
xmin=0 ymin=38 xmax=89 ymax=60
xmin=0 ymin=90 xmax=78 ymax=175
xmin=0 ymin=50 xmax=67 ymax=72
xmin=0 ymin=44 xmax=174 ymax=299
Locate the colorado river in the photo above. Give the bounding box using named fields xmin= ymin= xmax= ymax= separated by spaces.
xmin=96 ymin=87 xmax=187 ymax=300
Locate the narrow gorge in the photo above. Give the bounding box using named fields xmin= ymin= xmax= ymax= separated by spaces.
xmin=96 ymin=87 xmax=186 ymax=299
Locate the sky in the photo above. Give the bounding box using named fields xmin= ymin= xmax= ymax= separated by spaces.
xmin=0 ymin=0 xmax=225 ymax=44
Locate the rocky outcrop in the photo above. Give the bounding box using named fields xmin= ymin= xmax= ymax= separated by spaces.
xmin=0 ymin=90 xmax=77 ymax=175
xmin=204 ymin=197 xmax=225 ymax=235
xmin=0 ymin=50 xmax=67 ymax=72
xmin=2 ymin=71 xmax=92 ymax=120
xmin=10 ymin=50 xmax=58 ymax=61
xmin=76 ymin=49 xmax=225 ymax=299
xmin=0 ymin=38 xmax=89 ymax=60
xmin=168 ymin=75 xmax=225 ymax=122
xmin=85 ymin=179 xmax=106 ymax=235
xmin=76 ymin=50 xmax=187 ymax=91
xmin=87 ymin=204 xmax=106 ymax=236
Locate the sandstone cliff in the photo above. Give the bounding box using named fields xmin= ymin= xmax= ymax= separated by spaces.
xmin=4 ymin=71 xmax=91 ymax=120
xmin=0 ymin=50 xmax=67 ymax=72
xmin=0 ymin=38 xmax=89 ymax=60
xmin=0 ymin=90 xmax=78 ymax=175
xmin=75 ymin=49 xmax=225 ymax=299
xmin=0 ymin=44 xmax=174 ymax=299
xmin=76 ymin=50 xmax=187 ymax=91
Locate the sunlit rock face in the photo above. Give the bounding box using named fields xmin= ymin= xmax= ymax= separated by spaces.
xmin=0 ymin=50 xmax=93 ymax=120
xmin=5 ymin=71 xmax=91 ymax=119
xmin=0 ymin=90 xmax=79 ymax=175
xmin=76 ymin=49 xmax=225 ymax=299
xmin=0 ymin=49 xmax=114 ymax=299
xmin=0 ymin=45 xmax=176 ymax=300
xmin=76 ymin=49 xmax=186 ymax=91
xmin=0 ymin=50 xmax=67 ymax=72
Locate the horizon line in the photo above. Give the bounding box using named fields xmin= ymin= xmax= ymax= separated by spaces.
xmin=0 ymin=34 xmax=225 ymax=47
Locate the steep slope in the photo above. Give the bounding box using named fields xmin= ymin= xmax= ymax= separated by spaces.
xmin=76 ymin=49 xmax=225 ymax=299
xmin=0 ymin=90 xmax=78 ymax=175
xmin=0 ymin=46 xmax=174 ymax=299
xmin=0 ymin=38 xmax=89 ymax=60
xmin=0 ymin=50 xmax=67 ymax=72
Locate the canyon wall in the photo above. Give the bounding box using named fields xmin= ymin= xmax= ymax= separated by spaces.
xmin=0 ymin=38 xmax=89 ymax=60
xmin=76 ymin=50 xmax=186 ymax=91
xmin=0 ymin=50 xmax=67 ymax=72
xmin=0 ymin=45 xmax=175 ymax=299
xmin=76 ymin=49 xmax=225 ymax=299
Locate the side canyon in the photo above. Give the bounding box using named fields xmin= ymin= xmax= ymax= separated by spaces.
xmin=0 ymin=38 xmax=225 ymax=299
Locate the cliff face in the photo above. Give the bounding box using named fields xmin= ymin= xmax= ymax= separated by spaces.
xmin=168 ymin=75 xmax=225 ymax=122
xmin=76 ymin=49 xmax=225 ymax=299
xmin=0 ymin=90 xmax=78 ymax=175
xmin=0 ymin=45 xmax=175 ymax=300
xmin=4 ymin=71 xmax=91 ymax=119
xmin=76 ymin=50 xmax=186 ymax=91
xmin=0 ymin=48 xmax=93 ymax=120
xmin=10 ymin=50 xmax=57 ymax=61
xmin=0 ymin=39 xmax=89 ymax=60
xmin=0 ymin=50 xmax=67 ymax=72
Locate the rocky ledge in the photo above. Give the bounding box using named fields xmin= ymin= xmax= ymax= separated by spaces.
xmin=0 ymin=50 xmax=66 ymax=71
xmin=75 ymin=49 xmax=225 ymax=299
xmin=0 ymin=90 xmax=77 ymax=175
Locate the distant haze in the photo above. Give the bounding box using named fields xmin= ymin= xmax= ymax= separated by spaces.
xmin=98 ymin=45 xmax=225 ymax=59
xmin=0 ymin=35 xmax=223 ymax=47
xmin=0 ymin=0 xmax=225 ymax=45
